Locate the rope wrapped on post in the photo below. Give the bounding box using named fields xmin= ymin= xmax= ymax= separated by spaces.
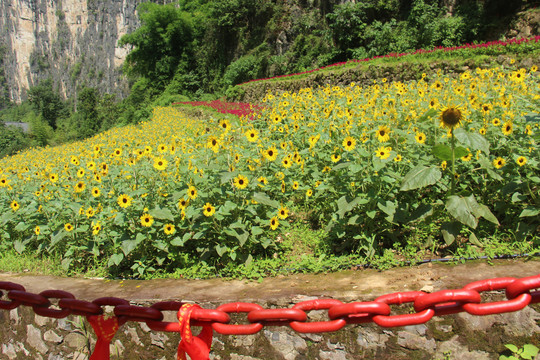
xmin=1 ymin=274 xmax=539 ymax=359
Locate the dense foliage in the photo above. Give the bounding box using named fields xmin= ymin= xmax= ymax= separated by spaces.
xmin=1 ymin=62 xmax=538 ymax=278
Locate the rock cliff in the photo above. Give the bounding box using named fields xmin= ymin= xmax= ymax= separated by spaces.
xmin=0 ymin=0 xmax=168 ymax=103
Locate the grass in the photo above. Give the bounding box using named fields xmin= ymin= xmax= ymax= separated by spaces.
xmin=1 ymin=222 xmax=537 ymax=280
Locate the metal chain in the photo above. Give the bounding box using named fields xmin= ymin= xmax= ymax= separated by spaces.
xmin=0 ymin=274 xmax=538 ymax=334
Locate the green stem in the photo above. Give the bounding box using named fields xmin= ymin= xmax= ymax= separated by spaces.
xmin=450 ymin=128 xmax=456 ymax=195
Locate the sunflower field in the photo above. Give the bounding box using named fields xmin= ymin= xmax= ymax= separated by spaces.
xmin=0 ymin=64 xmax=539 ymax=277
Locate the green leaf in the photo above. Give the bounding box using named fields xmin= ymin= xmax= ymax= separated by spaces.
xmin=469 ymin=232 xmax=482 ymax=247
xmin=377 ymin=201 xmax=396 ymax=217
xmin=245 ymin=254 xmax=253 ymax=266
xmin=417 ymin=108 xmax=438 ymax=122
xmin=400 ymin=165 xmax=441 ymax=191
xmin=149 ymin=207 xmax=174 ymax=221
xmin=366 ymin=210 xmax=377 ymax=219
xmin=75 ymin=225 xmax=89 ymax=233
xmin=61 ymin=258 xmax=72 ymax=271
xmin=336 ymin=196 xmax=368 ymax=218
xmin=441 ymin=222 xmax=461 ymax=246
xmin=522 ymin=344 xmax=539 ymax=359
xmin=13 ymin=240 xmax=25 ymax=254
xmin=475 ymin=204 xmax=499 ymax=225
xmin=408 ymin=204 xmax=433 ymax=223
xmin=453 ymin=128 xmax=489 ymax=154
xmin=251 ymin=226 xmax=264 ymax=236
xmin=236 ymin=231 xmax=249 ymax=247
xmin=446 ymin=195 xmax=478 ymax=228
xmin=220 ymin=171 xmax=237 ymax=185
xmin=170 ymin=236 xmax=185 ymax=246
xmin=520 ymin=207 xmax=540 ymax=218
xmin=50 ymin=230 xmax=66 ymax=248
xmin=505 ymin=344 xmax=519 ymax=353
xmin=253 ymin=192 xmax=280 ymax=208
xmin=121 ymin=233 xmax=145 ymax=256
xmin=14 ymin=222 xmax=29 ymax=232
xmin=215 ymin=244 xmax=227 ymax=257
xmin=221 ymin=200 xmax=237 ymax=214
xmin=432 ymin=144 xmax=468 ymax=160
xmin=108 ymin=253 xmax=124 ymax=266
xmin=331 ymin=162 xmax=350 ymax=171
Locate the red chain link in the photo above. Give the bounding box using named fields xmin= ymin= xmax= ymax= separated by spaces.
xmin=0 ymin=274 xmax=538 ymax=335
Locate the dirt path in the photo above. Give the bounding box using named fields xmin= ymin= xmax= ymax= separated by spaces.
xmin=1 ymin=258 xmax=538 ymax=303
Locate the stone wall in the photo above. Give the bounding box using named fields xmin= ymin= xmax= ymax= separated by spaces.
xmin=1 ymin=293 xmax=539 ymax=360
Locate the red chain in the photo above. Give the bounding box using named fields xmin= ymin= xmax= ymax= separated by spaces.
xmin=0 ymin=274 xmax=538 ymax=334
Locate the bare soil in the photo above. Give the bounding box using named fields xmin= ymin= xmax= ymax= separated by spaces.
xmin=1 ymin=258 xmax=538 ymax=303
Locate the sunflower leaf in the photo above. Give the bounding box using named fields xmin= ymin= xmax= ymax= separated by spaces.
xmin=400 ymin=165 xmax=441 ymax=191
xmin=453 ymin=128 xmax=490 ymax=154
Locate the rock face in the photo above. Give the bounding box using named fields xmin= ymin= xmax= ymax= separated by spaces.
xmin=0 ymin=0 xmax=173 ymax=102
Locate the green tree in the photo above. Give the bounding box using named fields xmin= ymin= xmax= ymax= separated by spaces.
xmin=119 ymin=2 xmax=195 ymax=91
xmin=77 ymin=87 xmax=99 ymax=138
xmin=27 ymin=79 xmax=65 ymax=130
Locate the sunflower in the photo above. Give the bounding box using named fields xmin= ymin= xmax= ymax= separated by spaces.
xmin=140 ymin=214 xmax=154 ymax=227
xmin=292 ymin=181 xmax=299 ymax=190
xmin=375 ymin=125 xmax=391 ymax=142
xmin=207 ymin=136 xmax=220 ymax=152
xmin=50 ymin=174 xmax=59 ymax=183
xmin=0 ymin=177 xmax=9 ymax=187
xmin=415 ymin=132 xmax=426 ymax=144
xmin=64 ymin=223 xmax=74 ymax=232
xmin=178 ymin=198 xmax=188 ymax=210
xmin=264 ymin=147 xmax=278 ymax=162
xmin=493 ymin=157 xmax=506 ymax=169
xmin=375 ymin=146 xmax=392 ymax=160
xmin=278 ymin=206 xmax=289 ymax=220
xmin=92 ymin=187 xmax=101 ymax=198
xmin=218 ymin=119 xmax=230 ymax=131
xmin=163 ymin=224 xmax=176 ymax=235
xmin=306 ymin=189 xmax=313 ymax=197
xmin=117 ymin=194 xmax=133 ymax=208
xmin=309 ymin=134 xmax=320 ymax=147
xmin=188 ymin=185 xmax=198 ymax=200
xmin=269 ymin=216 xmax=279 ymax=230
xmin=516 ymin=156 xmax=527 ymax=166
xmin=92 ymin=222 xmax=102 ymax=236
xmin=502 ymin=122 xmax=513 ymax=136
xmin=34 ymin=226 xmax=40 ymax=236
xmin=331 ymin=154 xmax=341 ymax=163
xmin=441 ymin=161 xmax=447 ymax=170
xmin=74 ymin=181 xmax=86 ymax=193
xmin=282 ymin=157 xmax=292 ymax=168
xmin=233 ymin=174 xmax=249 ymax=189
xmin=10 ymin=200 xmax=20 ymax=211
xmin=394 ymin=154 xmax=402 ymax=162
xmin=113 ymin=148 xmax=122 ymax=157
xmin=153 ymin=157 xmax=168 ymax=171
xmin=461 ymin=153 xmax=473 ymax=162
xmin=245 ymin=129 xmax=259 ymax=142
xmin=77 ymin=168 xmax=85 ymax=178
xmin=342 ymin=136 xmax=356 ymax=151
xmin=429 ymin=98 xmax=439 ymax=109
xmin=202 ymin=203 xmax=216 ymax=217
xmin=86 ymin=207 xmax=95 ymax=218
xmin=440 ymin=107 xmax=462 ymax=129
